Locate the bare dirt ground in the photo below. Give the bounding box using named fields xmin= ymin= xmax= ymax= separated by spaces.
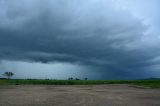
xmin=0 ymin=84 xmax=160 ymax=106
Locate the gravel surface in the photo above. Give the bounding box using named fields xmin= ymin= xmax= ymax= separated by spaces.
xmin=0 ymin=84 xmax=160 ymax=106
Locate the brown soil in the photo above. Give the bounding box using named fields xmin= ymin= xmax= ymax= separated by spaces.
xmin=0 ymin=84 xmax=160 ymax=106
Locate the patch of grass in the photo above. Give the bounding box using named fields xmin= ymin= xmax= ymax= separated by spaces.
xmin=0 ymin=79 xmax=160 ymax=88
xmin=131 ymin=80 xmax=160 ymax=88
xmin=0 ymin=79 xmax=13 ymax=85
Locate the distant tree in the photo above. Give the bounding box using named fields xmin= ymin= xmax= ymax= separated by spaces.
xmin=3 ymin=72 xmax=14 ymax=79
xmin=68 ymin=77 xmax=73 ymax=80
xmin=75 ymin=78 xmax=80 ymax=80
xmin=84 ymin=78 xmax=88 ymax=80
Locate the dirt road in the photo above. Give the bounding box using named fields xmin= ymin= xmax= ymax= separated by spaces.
xmin=0 ymin=84 xmax=160 ymax=106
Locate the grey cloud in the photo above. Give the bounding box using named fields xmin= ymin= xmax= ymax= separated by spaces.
xmin=0 ymin=0 xmax=160 ymax=79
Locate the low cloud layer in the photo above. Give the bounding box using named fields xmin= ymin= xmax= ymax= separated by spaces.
xmin=0 ymin=0 xmax=160 ymax=79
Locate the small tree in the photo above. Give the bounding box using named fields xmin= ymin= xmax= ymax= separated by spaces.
xmin=3 ymin=72 xmax=14 ymax=79
xmin=75 ymin=78 xmax=80 ymax=80
xmin=68 ymin=77 xmax=73 ymax=80
xmin=84 ymin=78 xmax=88 ymax=80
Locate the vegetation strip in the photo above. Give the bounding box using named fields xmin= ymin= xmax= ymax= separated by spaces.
xmin=0 ymin=79 xmax=160 ymax=88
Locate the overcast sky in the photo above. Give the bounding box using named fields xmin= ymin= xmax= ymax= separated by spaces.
xmin=0 ymin=0 xmax=160 ymax=79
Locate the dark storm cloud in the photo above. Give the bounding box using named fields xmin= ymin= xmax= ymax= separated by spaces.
xmin=0 ymin=0 xmax=160 ymax=79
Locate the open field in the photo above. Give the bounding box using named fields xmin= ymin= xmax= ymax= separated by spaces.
xmin=0 ymin=84 xmax=160 ymax=106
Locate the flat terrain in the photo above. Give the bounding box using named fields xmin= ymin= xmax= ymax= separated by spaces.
xmin=0 ymin=84 xmax=160 ymax=106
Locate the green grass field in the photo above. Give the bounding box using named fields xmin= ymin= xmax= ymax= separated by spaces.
xmin=0 ymin=79 xmax=160 ymax=88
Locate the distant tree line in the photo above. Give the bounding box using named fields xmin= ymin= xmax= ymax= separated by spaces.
xmin=68 ymin=77 xmax=88 ymax=80
xmin=1 ymin=71 xmax=89 ymax=81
